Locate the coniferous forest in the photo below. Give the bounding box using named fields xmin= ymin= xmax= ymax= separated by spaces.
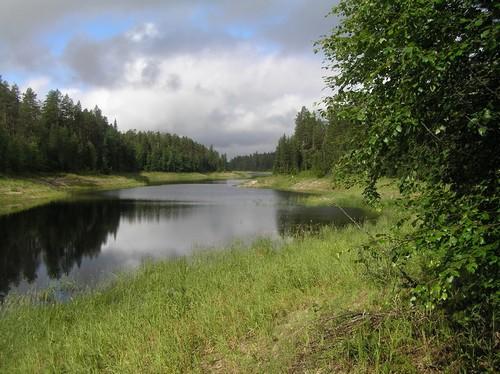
xmin=273 ymin=106 xmax=360 ymax=177
xmin=227 ymin=152 xmax=274 ymax=171
xmin=0 ymin=79 xmax=227 ymax=173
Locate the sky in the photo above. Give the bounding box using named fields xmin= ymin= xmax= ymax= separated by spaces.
xmin=0 ymin=0 xmax=339 ymax=157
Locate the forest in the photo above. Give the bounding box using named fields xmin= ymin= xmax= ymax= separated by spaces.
xmin=0 ymin=80 xmax=227 ymax=173
xmin=227 ymin=152 xmax=274 ymax=171
xmin=272 ymin=107 xmax=359 ymax=177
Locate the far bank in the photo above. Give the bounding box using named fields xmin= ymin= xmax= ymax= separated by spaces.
xmin=0 ymin=171 xmax=247 ymax=216
xmin=241 ymin=173 xmax=400 ymax=209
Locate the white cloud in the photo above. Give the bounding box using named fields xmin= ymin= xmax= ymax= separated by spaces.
xmin=21 ymin=76 xmax=51 ymax=96
xmin=1 ymin=1 xmax=339 ymax=157
xmin=124 ymin=58 xmax=152 ymax=84
xmin=64 ymin=46 xmax=324 ymax=156
xmin=127 ymin=22 xmax=159 ymax=42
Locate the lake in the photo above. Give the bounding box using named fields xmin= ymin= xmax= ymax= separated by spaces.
xmin=0 ymin=180 xmax=368 ymax=300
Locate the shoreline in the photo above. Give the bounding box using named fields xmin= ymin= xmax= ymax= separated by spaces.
xmin=0 ymin=171 xmax=248 ymax=216
xmin=241 ymin=173 xmax=400 ymax=209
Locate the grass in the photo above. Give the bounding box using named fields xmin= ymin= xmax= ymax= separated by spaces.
xmin=241 ymin=172 xmax=400 ymax=208
xmin=0 ymin=171 xmax=246 ymax=216
xmin=0 ymin=174 xmax=457 ymax=372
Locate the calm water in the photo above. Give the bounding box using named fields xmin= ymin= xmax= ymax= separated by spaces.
xmin=0 ymin=180 xmax=368 ymax=300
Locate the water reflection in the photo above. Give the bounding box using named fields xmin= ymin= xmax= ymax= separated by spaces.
xmin=277 ymin=206 xmax=366 ymax=236
xmin=0 ymin=182 xmax=370 ymax=299
xmin=0 ymin=200 xmax=117 ymax=299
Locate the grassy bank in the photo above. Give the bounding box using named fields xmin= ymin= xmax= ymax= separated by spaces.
xmin=241 ymin=173 xmax=400 ymax=208
xmin=0 ymin=171 xmax=245 ymax=216
xmin=0 ymin=176 xmax=456 ymax=372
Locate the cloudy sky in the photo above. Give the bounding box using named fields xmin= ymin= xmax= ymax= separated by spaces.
xmin=0 ymin=1 xmax=338 ymax=157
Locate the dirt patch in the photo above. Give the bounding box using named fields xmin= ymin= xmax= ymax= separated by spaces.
xmin=35 ymin=175 xmax=98 ymax=188
xmin=239 ymin=179 xmax=260 ymax=188
xmin=5 ymin=190 xmax=23 ymax=195
xmin=292 ymin=179 xmax=331 ymax=192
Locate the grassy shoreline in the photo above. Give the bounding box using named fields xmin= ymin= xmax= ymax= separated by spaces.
xmin=241 ymin=173 xmax=400 ymax=209
xmin=0 ymin=171 xmax=246 ymax=216
xmin=0 ymin=174 xmax=455 ymax=372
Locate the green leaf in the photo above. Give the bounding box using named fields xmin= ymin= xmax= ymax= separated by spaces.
xmin=435 ymin=125 xmax=446 ymax=135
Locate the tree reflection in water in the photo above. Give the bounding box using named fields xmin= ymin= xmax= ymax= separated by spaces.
xmin=277 ymin=206 xmax=369 ymax=237
xmin=0 ymin=199 xmax=196 ymax=300
xmin=0 ymin=189 xmax=371 ymax=301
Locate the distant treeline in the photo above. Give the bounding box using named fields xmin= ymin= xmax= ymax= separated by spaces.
xmin=273 ymin=107 xmax=359 ymax=177
xmin=0 ymin=78 xmax=226 ymax=173
xmin=228 ymin=106 xmax=360 ymax=176
xmin=228 ymin=152 xmax=274 ymax=171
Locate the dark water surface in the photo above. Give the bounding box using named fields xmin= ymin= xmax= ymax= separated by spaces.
xmin=0 ymin=180 xmax=368 ymax=299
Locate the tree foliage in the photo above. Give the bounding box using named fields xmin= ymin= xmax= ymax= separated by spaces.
xmin=273 ymin=107 xmax=359 ymax=176
xmin=228 ymin=152 xmax=274 ymax=171
xmin=319 ymin=0 xmax=499 ymax=366
xmin=0 ymin=79 xmax=226 ymax=174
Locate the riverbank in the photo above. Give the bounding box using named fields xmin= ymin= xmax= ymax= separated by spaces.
xmin=0 ymin=175 xmax=456 ymax=372
xmin=0 ymin=171 xmax=246 ymax=216
xmin=241 ymin=173 xmax=400 ymax=208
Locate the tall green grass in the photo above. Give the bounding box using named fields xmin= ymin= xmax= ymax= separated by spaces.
xmin=0 ymin=213 xmax=453 ymax=373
